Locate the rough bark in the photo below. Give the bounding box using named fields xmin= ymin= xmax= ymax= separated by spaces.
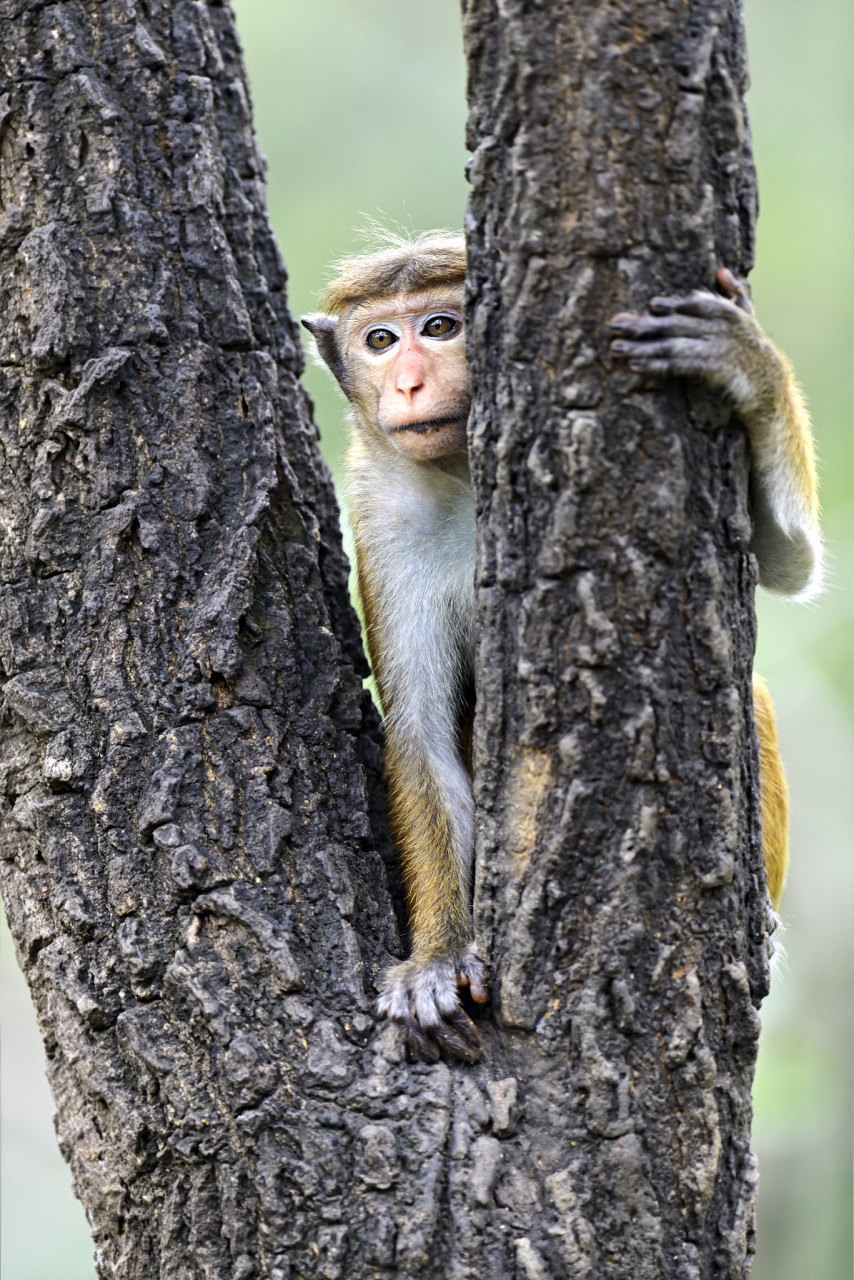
xmin=0 ymin=1 xmax=768 ymax=1278
xmin=463 ymin=1 xmax=768 ymax=1277
xmin=0 ymin=3 xmax=401 ymax=1276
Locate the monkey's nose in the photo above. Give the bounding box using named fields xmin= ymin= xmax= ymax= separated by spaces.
xmin=398 ymin=382 xmax=424 ymax=403
xmin=393 ymin=343 xmax=429 ymax=396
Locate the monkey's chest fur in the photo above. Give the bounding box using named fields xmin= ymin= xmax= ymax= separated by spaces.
xmin=349 ymin=449 xmax=477 ymax=747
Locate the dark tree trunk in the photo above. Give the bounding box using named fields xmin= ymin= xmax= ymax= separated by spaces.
xmin=0 ymin=2 xmax=401 ymax=1276
xmin=463 ymin=0 xmax=768 ymax=1276
xmin=0 ymin=2 xmax=767 ymax=1278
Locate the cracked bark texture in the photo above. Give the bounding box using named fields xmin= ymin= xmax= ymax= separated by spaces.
xmin=0 ymin=2 xmax=769 ymax=1279
xmin=463 ymin=1 xmax=769 ymax=1277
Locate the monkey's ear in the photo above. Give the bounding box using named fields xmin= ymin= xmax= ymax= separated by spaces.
xmin=301 ymin=313 xmax=351 ymax=396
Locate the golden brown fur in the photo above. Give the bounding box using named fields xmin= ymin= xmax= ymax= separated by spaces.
xmin=318 ymin=232 xmax=466 ymax=317
xmin=753 ymin=674 xmax=789 ymax=908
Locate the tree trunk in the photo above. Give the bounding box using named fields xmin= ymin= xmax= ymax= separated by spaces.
xmin=0 ymin=2 xmax=400 ymax=1276
xmin=0 ymin=2 xmax=768 ymax=1278
xmin=463 ymin=0 xmax=768 ymax=1276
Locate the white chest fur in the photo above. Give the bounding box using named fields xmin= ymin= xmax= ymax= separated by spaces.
xmin=348 ymin=444 xmax=477 ymax=659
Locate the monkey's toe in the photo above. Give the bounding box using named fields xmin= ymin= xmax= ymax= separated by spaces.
xmin=457 ymin=947 xmax=488 ymax=1004
xmin=434 ymin=1023 xmax=482 ymax=1064
xmin=402 ymin=1013 xmax=481 ymax=1065
xmin=447 ymin=1007 xmax=484 ymax=1052
xmin=402 ymin=1020 xmax=442 ymax=1064
xmin=423 ymin=1008 xmax=482 ymax=1064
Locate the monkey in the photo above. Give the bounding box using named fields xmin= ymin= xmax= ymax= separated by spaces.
xmin=301 ymin=233 xmax=820 ymax=1063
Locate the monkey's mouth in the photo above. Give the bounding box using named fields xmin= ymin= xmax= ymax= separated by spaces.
xmin=390 ymin=416 xmax=466 ymax=435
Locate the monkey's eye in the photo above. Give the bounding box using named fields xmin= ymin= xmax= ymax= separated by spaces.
xmin=366 ymin=328 xmax=397 ymax=351
xmin=422 ymin=315 xmax=459 ymax=339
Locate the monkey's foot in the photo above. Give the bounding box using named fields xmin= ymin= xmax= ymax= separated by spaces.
xmin=377 ymin=947 xmax=487 ymax=1064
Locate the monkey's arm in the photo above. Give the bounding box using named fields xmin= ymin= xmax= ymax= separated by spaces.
xmin=353 ymin=525 xmax=485 ymax=1062
xmin=610 ymin=281 xmax=806 ymax=919
xmin=609 ymin=279 xmax=821 ymax=597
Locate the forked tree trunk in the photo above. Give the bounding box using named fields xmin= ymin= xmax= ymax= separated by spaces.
xmin=0 ymin=2 xmax=767 ymax=1278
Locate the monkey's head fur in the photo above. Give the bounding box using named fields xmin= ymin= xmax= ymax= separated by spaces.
xmin=302 ymin=230 xmax=470 ymax=461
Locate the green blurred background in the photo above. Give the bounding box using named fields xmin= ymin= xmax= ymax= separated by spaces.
xmin=2 ymin=3 xmax=850 ymax=1277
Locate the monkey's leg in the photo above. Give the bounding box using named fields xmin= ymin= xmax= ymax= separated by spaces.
xmin=352 ymin=521 xmax=483 ymax=1059
xmin=753 ymin=673 xmax=789 ymax=911
xmin=377 ymin=727 xmax=486 ymax=1064
xmin=379 ymin=737 xmax=486 ymax=1062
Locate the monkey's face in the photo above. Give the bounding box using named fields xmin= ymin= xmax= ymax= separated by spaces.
xmin=345 ymin=286 xmax=470 ymax=460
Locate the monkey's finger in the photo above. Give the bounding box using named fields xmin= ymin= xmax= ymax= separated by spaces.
xmin=610 ymin=313 xmax=727 ymax=342
xmin=715 ymin=267 xmax=754 ymax=314
xmin=649 ymin=292 xmax=738 ymax=320
xmin=628 ymin=359 xmax=677 ymax=377
xmin=715 ymin=267 xmax=741 ymax=300
xmin=612 ymin=336 xmax=726 ymax=369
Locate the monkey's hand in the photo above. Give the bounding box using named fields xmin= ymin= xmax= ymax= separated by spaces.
xmin=608 ymin=268 xmax=785 ymax=429
xmin=377 ymin=945 xmax=487 ymax=1064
